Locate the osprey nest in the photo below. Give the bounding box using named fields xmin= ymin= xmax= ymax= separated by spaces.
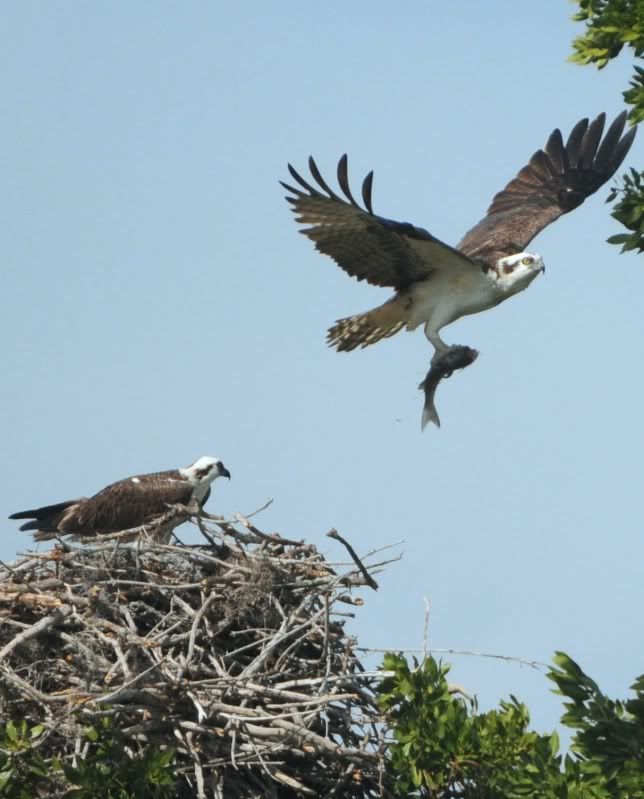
xmin=0 ymin=505 xmax=399 ymax=798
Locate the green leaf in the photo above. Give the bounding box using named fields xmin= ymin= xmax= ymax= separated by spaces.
xmin=549 ymin=730 xmax=560 ymax=757
xmin=382 ymin=649 xmax=644 ymax=797
xmin=4 ymin=721 xmax=17 ymax=743
xmin=84 ymin=726 xmax=99 ymax=742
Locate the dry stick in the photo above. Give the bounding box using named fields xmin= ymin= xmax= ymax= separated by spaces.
xmin=357 ymin=646 xmax=546 ymax=669
xmin=356 ymin=538 xmax=405 ymax=561
xmin=272 ymin=768 xmax=317 ymax=796
xmin=422 ymin=596 xmax=431 ymax=661
xmin=233 ymin=512 xmax=303 ymax=547
xmin=221 ymin=704 xmax=341 ymax=725
xmin=241 ymin=719 xmax=379 ymax=763
xmin=242 ymin=498 xmax=274 ymax=519
xmin=0 ymin=559 xmax=43 ymax=593
xmin=323 ymin=761 xmax=358 ymax=798
xmin=263 ymin=692 xmax=358 ymax=709
xmin=246 ymin=734 xmax=279 ymax=786
xmin=2 ymin=524 xmax=388 ymax=795
xmin=193 ymin=513 xmax=222 ymax=550
xmin=0 ymin=577 xmax=63 ymax=594
xmin=177 ymin=591 xmax=217 ymax=682
xmin=59 ymin=631 xmax=110 ymax=672
xmin=203 ymin=498 xmax=274 ymax=526
xmin=0 ymin=664 xmax=69 ymax=704
xmin=0 ymin=605 xmax=71 ymax=662
xmin=239 ymin=595 xmax=320 ymax=678
xmin=184 ymin=730 xmax=206 ymax=799
xmin=316 ymin=593 xmax=330 ymax=666
xmin=93 ymin=657 xmax=167 ymax=705
xmin=200 ymin=515 xmax=258 ymax=546
xmin=272 ymin=607 xmax=326 ymax=672
xmin=326 ymin=529 xmax=378 ymax=591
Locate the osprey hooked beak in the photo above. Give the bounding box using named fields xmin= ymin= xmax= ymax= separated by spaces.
xmin=219 ymin=465 xmax=231 ymax=480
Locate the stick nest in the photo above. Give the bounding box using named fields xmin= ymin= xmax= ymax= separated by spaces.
xmin=0 ymin=506 xmax=397 ymax=798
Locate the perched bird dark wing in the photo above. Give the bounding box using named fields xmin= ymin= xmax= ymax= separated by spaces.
xmin=62 ymin=476 xmax=196 ymax=535
xmin=458 ymin=112 xmax=637 ymax=261
xmin=282 ymin=154 xmax=480 ymax=290
xmin=9 ymin=499 xmax=85 ymax=533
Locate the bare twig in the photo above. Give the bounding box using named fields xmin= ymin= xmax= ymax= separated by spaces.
xmin=0 ymin=605 xmax=71 ymax=662
xmin=422 ymin=597 xmax=431 ymax=661
xmin=358 ymin=646 xmax=546 ymax=670
xmin=0 ymin=515 xmax=399 ymax=797
xmin=326 ymin=529 xmax=378 ymax=591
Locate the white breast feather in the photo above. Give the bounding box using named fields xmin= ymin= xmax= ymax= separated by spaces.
xmin=407 ymin=268 xmax=500 ymax=333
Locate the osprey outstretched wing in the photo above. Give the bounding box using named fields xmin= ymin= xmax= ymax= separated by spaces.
xmin=458 ymin=112 xmax=637 ymax=261
xmin=282 ymin=112 xmax=636 ymax=356
xmin=281 ymin=154 xmax=479 ymax=290
xmin=9 ymin=456 xmax=231 ymax=541
xmin=282 ymin=113 xmax=636 ymax=426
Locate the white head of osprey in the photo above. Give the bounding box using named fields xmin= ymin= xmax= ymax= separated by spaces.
xmin=490 ymin=252 xmax=545 ymax=292
xmin=179 ymin=455 xmax=231 ymax=502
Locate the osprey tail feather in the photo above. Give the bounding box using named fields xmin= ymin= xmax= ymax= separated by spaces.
xmin=9 ymin=499 xmax=80 ymax=536
xmin=327 ymin=299 xmax=407 ymax=352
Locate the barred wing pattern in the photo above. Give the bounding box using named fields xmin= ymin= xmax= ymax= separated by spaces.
xmin=281 ymin=154 xmax=481 ymax=291
xmin=63 ymin=473 xmax=195 ymax=534
xmin=10 ymin=472 xmax=202 ymax=538
xmin=458 ymin=112 xmax=637 ymax=260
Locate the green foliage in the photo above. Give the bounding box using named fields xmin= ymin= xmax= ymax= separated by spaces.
xmin=63 ymin=718 xmax=176 ymax=799
xmin=606 ymin=167 xmax=644 ymax=252
xmin=570 ymin=0 xmax=644 ymax=71
xmin=549 ymin=652 xmax=644 ymax=799
xmin=0 ymin=719 xmax=53 ymax=799
xmin=624 ymin=65 xmax=644 ymax=124
xmin=378 ymin=651 xmax=644 ymax=798
xmin=0 ymin=717 xmax=176 ymax=799
xmin=570 ymin=0 xmax=643 ymax=252
xmin=378 ymin=652 xmax=559 ymax=797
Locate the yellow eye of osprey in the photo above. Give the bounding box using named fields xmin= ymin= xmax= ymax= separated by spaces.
xmin=521 ymin=256 xmax=532 ymax=265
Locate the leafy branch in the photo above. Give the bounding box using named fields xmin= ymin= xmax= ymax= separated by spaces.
xmin=606 ymin=167 xmax=644 ymax=252
xmin=378 ymin=651 xmax=644 ymax=798
xmin=570 ymin=0 xmax=643 ymax=252
xmin=570 ymin=0 xmax=644 ymax=73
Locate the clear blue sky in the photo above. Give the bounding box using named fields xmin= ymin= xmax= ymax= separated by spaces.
xmin=2 ymin=3 xmax=642 ymax=736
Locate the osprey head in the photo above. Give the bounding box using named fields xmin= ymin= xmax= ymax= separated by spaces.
xmin=181 ymin=456 xmax=231 ymax=484
xmin=494 ymin=252 xmax=544 ymax=294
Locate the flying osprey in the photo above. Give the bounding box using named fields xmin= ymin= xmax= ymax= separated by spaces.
xmin=9 ymin=455 xmax=231 ymax=541
xmin=282 ymin=112 xmax=636 ymax=424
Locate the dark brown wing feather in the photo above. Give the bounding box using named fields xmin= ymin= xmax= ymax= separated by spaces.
xmin=10 ymin=499 xmax=85 ymax=533
xmin=59 ymin=471 xmax=195 ymax=535
xmin=457 ymin=112 xmax=637 ymax=260
xmin=282 ymin=155 xmax=479 ymax=291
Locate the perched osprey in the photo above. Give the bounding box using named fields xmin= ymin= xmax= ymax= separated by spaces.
xmin=9 ymin=455 xmax=231 ymax=541
xmin=282 ymin=112 xmax=636 ymax=415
